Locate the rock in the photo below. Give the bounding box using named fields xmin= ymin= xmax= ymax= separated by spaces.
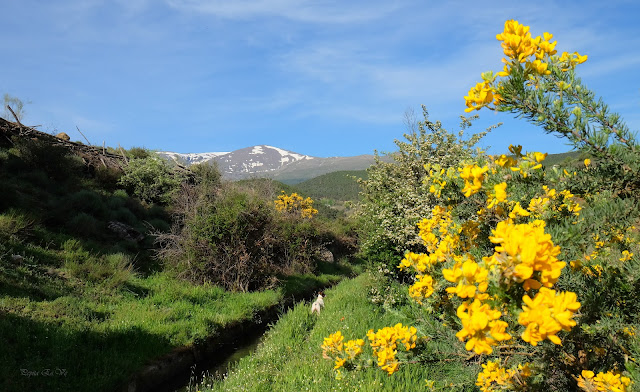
xmin=11 ymin=254 xmax=24 ymax=263
xmin=108 ymin=221 xmax=144 ymax=242
xmin=56 ymin=132 xmax=71 ymax=141
xmin=316 ymin=246 xmax=334 ymax=263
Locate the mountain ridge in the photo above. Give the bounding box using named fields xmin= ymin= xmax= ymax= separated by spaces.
xmin=157 ymin=145 xmax=377 ymax=183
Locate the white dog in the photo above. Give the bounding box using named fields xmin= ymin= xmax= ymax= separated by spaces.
xmin=310 ymin=292 xmax=325 ymax=315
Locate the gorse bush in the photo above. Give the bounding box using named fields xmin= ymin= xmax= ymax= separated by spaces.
xmin=322 ymin=20 xmax=640 ymax=391
xmin=274 ymin=191 xmax=318 ymax=218
xmin=357 ymin=106 xmax=493 ymax=269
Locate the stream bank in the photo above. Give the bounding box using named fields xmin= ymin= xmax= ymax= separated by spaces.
xmin=120 ymin=285 xmax=333 ymax=392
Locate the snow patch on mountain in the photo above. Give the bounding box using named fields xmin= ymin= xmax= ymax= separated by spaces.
xmin=157 ymin=145 xmax=315 ymax=179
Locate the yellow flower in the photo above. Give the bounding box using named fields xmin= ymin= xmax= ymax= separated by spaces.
xmin=476 ymin=360 xmax=514 ymax=392
xmin=534 ymin=151 xmax=548 ymax=163
xmin=459 ymin=164 xmax=489 ymax=197
xmin=508 ymin=144 xmax=523 ymax=157
xmin=584 ymin=158 xmax=591 ymax=167
xmin=343 ymin=339 xmax=365 ymax=360
xmin=496 ymin=20 xmax=540 ymax=63
xmin=487 ymin=182 xmax=508 ymax=209
xmin=321 ymin=331 xmax=344 ymax=357
xmin=509 ymin=202 xmax=531 ymax=219
xmin=559 ymin=51 xmax=588 ymax=71
xmin=487 ymin=220 xmax=565 ymax=289
xmin=620 ymin=250 xmax=633 ymax=262
xmin=408 ymin=274 xmax=435 ymax=304
xmin=425 ymin=379 xmax=435 ymax=390
xmin=464 ymin=81 xmax=497 ymax=112
xmin=577 ymin=369 xmax=632 ymax=392
xmin=275 ymin=192 xmax=318 ymax=218
xmin=398 ymin=252 xmax=436 ymax=273
xmin=455 ymin=299 xmax=511 ymax=355
xmin=536 ymin=32 xmax=557 ymax=59
xmin=334 ymin=357 xmax=346 ymax=370
xmin=518 ymin=288 xmax=580 ymax=346
xmin=495 ymin=154 xmax=516 ymax=168
xmin=367 ymin=323 xmax=418 ymax=375
xmin=443 ymin=257 xmax=489 ymax=299
xmin=526 ymin=59 xmax=551 ymax=75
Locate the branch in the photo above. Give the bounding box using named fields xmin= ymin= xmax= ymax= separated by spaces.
xmin=6 ymin=105 xmax=24 ymax=134
xmin=76 ymin=125 xmax=91 ymax=145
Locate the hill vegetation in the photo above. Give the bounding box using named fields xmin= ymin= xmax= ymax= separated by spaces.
xmin=0 ymin=118 xmax=359 ymax=392
xmin=293 ymin=170 xmax=367 ymax=201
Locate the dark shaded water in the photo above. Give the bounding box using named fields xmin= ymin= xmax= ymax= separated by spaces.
xmin=176 ymin=327 xmax=265 ymax=391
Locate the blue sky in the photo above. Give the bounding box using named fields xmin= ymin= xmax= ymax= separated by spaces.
xmin=1 ymin=1 xmax=639 ymax=158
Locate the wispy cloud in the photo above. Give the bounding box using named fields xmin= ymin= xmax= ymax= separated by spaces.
xmin=164 ymin=0 xmax=399 ymax=24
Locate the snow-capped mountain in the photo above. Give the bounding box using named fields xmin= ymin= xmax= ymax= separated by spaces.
xmin=158 ymin=145 xmax=316 ymax=179
xmin=158 ymin=151 xmax=230 ymax=166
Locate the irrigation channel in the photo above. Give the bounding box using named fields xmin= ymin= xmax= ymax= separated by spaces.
xmin=121 ymin=287 xmax=330 ymax=392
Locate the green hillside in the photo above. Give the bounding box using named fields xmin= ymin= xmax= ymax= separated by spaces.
xmin=293 ymin=170 xmax=367 ymax=202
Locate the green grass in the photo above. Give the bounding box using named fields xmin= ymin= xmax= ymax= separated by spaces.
xmin=0 ymin=141 xmax=358 ymax=392
xmin=0 ymin=241 xmax=353 ymax=392
xmin=200 ymin=273 xmax=477 ymax=392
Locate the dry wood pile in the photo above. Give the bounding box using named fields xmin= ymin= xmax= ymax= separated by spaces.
xmin=1 ymin=115 xmax=128 ymax=170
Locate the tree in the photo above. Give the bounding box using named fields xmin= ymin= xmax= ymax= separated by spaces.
xmin=2 ymin=94 xmax=28 ymax=122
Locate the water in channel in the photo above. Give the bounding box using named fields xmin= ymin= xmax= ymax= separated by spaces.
xmin=175 ymin=325 xmax=266 ymax=392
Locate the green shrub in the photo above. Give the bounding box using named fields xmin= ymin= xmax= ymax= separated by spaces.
xmin=66 ymin=212 xmax=102 ymax=237
xmin=9 ymin=137 xmax=82 ymax=181
xmin=118 ymin=156 xmax=185 ymax=205
xmin=157 ymin=180 xmax=327 ymax=292
xmin=0 ymin=209 xmax=35 ymax=242
xmin=62 ymin=240 xmax=133 ymax=286
xmin=67 ymin=189 xmax=109 ymax=218
xmin=108 ymin=207 xmax=138 ymax=225
xmin=357 ymin=106 xmax=491 ymax=270
xmin=93 ymin=165 xmax=123 ymax=191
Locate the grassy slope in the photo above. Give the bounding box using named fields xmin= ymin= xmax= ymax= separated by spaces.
xmin=0 ymin=143 xmax=354 ymax=392
xmin=202 ymin=273 xmax=477 ymax=392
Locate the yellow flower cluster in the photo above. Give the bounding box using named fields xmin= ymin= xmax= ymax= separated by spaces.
xmin=321 ymin=331 xmax=344 ymax=358
xmin=443 ymin=256 xmax=489 ymax=299
xmin=476 ymin=360 xmax=531 ymax=392
xmin=485 ymin=220 xmax=565 ymax=290
xmin=425 ymin=163 xmax=457 ymax=198
xmin=577 ymin=370 xmax=631 ymax=392
xmin=456 ymin=299 xmax=511 ymax=355
xmin=367 ymin=323 xmax=418 ymax=375
xmin=464 ymin=20 xmax=587 ymax=112
xmin=518 ymin=288 xmax=580 ymax=346
xmin=464 ymin=81 xmax=500 ymax=113
xmin=321 ymin=331 xmax=365 ymax=370
xmin=408 ymin=273 xmax=435 ymax=304
xmin=559 ymin=51 xmax=588 ymax=72
xmin=417 ymin=206 xmax=461 ymax=257
xmin=274 ymin=191 xmax=318 ymax=218
xmin=459 ymin=164 xmax=489 ymax=197
xmin=620 ymin=250 xmax=633 ymax=262
xmin=486 ymin=182 xmax=508 ymax=210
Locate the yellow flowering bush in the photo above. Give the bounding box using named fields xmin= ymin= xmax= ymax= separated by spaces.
xmin=321 ymin=323 xmax=418 ymax=376
xmin=476 ymin=360 xmax=531 ymax=392
xmin=274 ymin=191 xmax=318 ymax=218
xmin=518 ymin=288 xmax=580 ymax=346
xmin=577 ymin=370 xmax=631 ymax=392
xmin=333 ymin=18 xmax=640 ymax=390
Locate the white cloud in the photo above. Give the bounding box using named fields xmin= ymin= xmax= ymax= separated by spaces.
xmin=164 ymin=0 xmax=399 ymax=23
